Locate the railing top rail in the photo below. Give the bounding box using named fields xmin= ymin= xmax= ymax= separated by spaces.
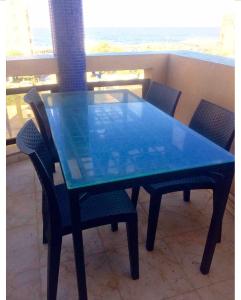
xmin=6 ymin=78 xmax=150 ymax=146
xmin=6 ymin=78 xmax=149 ymax=95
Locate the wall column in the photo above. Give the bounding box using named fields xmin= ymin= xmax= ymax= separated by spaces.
xmin=48 ymin=0 xmax=87 ymax=91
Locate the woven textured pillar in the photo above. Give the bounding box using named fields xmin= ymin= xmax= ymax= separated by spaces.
xmin=48 ymin=0 xmax=87 ymax=91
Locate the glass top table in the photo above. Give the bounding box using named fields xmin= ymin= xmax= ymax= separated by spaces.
xmin=42 ymin=89 xmax=234 ymax=300
xmin=42 ymin=89 xmax=234 ymax=191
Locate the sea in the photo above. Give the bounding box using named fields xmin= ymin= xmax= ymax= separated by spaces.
xmin=31 ymin=27 xmax=220 ymax=49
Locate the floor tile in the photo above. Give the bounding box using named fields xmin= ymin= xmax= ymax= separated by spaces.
xmin=107 ymin=243 xmax=193 ymax=300
xmin=40 ymin=259 xmax=78 ymax=300
xmin=85 ymin=253 xmax=122 ymax=300
xmin=7 ymin=160 xmax=35 ymax=196
xmin=126 ymin=187 xmax=150 ymax=204
xmin=187 ymin=190 xmax=213 ymax=215
xmin=98 ymin=204 xmax=148 ymax=251
xmin=34 ymin=173 xmax=42 ymax=194
xmin=6 ymin=269 xmax=42 ymax=300
xmin=7 ymin=224 xmax=40 ymax=277
xmin=6 ymin=159 xmax=34 ymax=180
xmin=53 ymin=163 xmax=65 ymax=185
xmin=141 ymin=199 xmax=209 ymax=241
xmin=7 ymin=172 xmax=35 ymax=196
xmin=140 ymin=189 xmax=233 ymax=244
xmin=196 ymin=279 xmax=234 ymax=300
xmin=220 ymin=211 xmax=234 ymax=245
xmin=140 ymin=189 xmax=212 ymax=220
xmin=38 ymin=228 xmax=105 ymax=267
xmin=7 ymin=193 xmax=37 ymax=229
xmin=164 ymin=229 xmax=234 ymax=289
xmin=40 ymin=253 xmax=122 ymax=300
xmin=164 ymin=290 xmax=201 ymax=300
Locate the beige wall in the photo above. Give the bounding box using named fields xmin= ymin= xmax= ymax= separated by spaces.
xmin=165 ymin=54 xmax=234 ymax=125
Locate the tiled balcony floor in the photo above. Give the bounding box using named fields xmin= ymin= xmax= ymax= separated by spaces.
xmin=6 ymin=159 xmax=234 ymax=300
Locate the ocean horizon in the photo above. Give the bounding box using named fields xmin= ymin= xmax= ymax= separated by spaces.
xmin=31 ymin=27 xmax=220 ymax=49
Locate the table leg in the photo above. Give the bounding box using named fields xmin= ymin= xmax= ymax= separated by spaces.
xmin=200 ymin=169 xmax=233 ymax=274
xmin=69 ymin=191 xmax=88 ymax=300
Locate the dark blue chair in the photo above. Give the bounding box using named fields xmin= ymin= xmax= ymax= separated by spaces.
xmin=16 ymin=120 xmax=139 ymax=300
xmin=24 ymin=87 xmax=59 ymax=169
xmin=144 ymin=81 xmax=181 ymax=116
xmin=133 ymin=99 xmax=234 ymax=252
xmin=24 ymin=87 xmax=120 ymax=236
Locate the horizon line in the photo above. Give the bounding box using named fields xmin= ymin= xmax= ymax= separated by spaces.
xmin=32 ymin=25 xmax=221 ymax=29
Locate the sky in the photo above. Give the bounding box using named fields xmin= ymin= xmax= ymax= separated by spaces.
xmin=27 ymin=0 xmax=235 ymax=28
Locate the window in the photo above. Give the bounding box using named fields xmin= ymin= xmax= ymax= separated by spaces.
xmin=83 ymin=0 xmax=235 ymax=57
xmin=6 ymin=0 xmax=235 ymax=58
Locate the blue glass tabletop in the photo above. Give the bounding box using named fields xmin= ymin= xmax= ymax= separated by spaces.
xmin=42 ymin=90 xmax=234 ymax=190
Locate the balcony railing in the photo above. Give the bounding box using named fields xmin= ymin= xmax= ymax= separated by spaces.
xmin=6 ymin=78 xmax=150 ymax=145
xmin=6 ymin=51 xmax=234 ymax=147
xmin=6 ymin=51 xmax=235 ymax=204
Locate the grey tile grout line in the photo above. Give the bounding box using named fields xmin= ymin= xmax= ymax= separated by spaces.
xmin=162 ymin=289 xmax=202 ymax=300
xmin=194 ymin=277 xmax=235 ymax=292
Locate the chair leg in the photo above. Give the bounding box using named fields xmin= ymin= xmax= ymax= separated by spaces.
xmin=216 ymin=222 xmax=222 ymax=243
xmin=212 ymin=189 xmax=223 ymax=244
xmin=111 ymin=223 xmax=118 ymax=232
xmin=69 ymin=192 xmax=88 ymax=300
xmin=183 ymin=190 xmax=191 ymax=202
xmin=47 ymin=236 xmax=62 ymax=300
xmin=111 ymin=187 xmax=140 ymax=233
xmin=43 ymin=227 xmax=48 ymax=244
xmin=146 ymin=194 xmax=162 ymax=251
xmin=200 ymin=171 xmax=233 ymax=275
xmin=126 ymin=217 xmax=139 ymax=280
xmin=42 ymin=191 xmax=48 ymax=244
xmin=131 ymin=186 xmax=140 ymax=208
xmin=213 ymin=190 xmax=223 ymax=244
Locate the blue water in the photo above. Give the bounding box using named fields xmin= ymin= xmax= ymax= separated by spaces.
xmin=31 ymin=27 xmax=220 ymax=49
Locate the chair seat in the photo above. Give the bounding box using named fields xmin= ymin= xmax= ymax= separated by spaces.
xmin=55 ymin=184 xmax=136 ymax=234
xmin=143 ymin=175 xmax=216 ymax=195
